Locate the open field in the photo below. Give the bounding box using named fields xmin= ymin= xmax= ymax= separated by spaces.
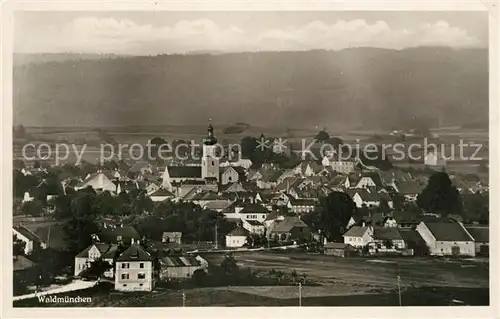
xmin=14 ymin=251 xmax=489 ymax=307
xmin=204 ymin=251 xmax=489 ymax=293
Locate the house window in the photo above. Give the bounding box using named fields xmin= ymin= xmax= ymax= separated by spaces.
xmin=139 ymin=284 xmax=143 ymax=287
xmin=140 ymin=263 xmax=144 ymax=269
xmin=117 ymin=236 xmax=123 ymax=242
xmin=122 ymin=263 xmax=129 ymax=269
xmin=123 ymin=284 xmax=127 ymax=287
xmin=138 ymin=273 xmax=146 ymax=279
xmin=121 ymin=273 xmax=129 ymax=280
xmin=212 ymin=161 xmax=215 ymax=165
xmin=228 ymin=176 xmax=232 ymax=182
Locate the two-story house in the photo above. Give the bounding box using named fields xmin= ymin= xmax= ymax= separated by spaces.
xmin=342 ymin=226 xmax=374 ymax=248
xmin=115 ymin=243 xmax=155 ymax=292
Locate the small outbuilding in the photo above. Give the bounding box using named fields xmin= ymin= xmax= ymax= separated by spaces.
xmin=324 ymin=242 xmax=357 ymax=257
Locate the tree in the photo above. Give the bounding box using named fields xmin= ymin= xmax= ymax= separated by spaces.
xmin=220 ymin=254 xmax=238 ymax=275
xmin=312 ymin=192 xmax=357 ymax=241
xmin=240 ymin=136 xmax=258 ymax=158
xmin=326 ymin=137 xmax=344 ymax=150
xmin=291 ymin=269 xmax=298 ymax=284
xmin=377 ymin=198 xmax=391 ymax=214
xmin=64 ymin=192 xmax=100 ymax=254
xmin=417 ymin=172 xmax=462 ymax=216
xmin=13 ymin=235 xmax=26 ymax=258
xmin=81 ymin=258 xmax=112 ymax=280
xmin=462 ymin=192 xmax=489 ymax=224
xmin=21 ymin=200 xmax=44 ymax=217
xmin=314 ymin=130 xmax=330 ymax=143
xmin=192 ymin=268 xmax=207 ymax=286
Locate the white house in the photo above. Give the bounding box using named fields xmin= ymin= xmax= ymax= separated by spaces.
xmin=22 ymin=191 xmax=34 ymax=203
xmin=13 ymin=226 xmax=47 ymax=255
xmin=424 ymin=150 xmax=447 ymax=167
xmin=75 ymin=171 xmax=117 ymax=193
xmin=416 ymin=221 xmax=475 ymax=257
xmin=330 ymin=160 xmax=357 ymax=174
xmin=342 ymin=226 xmax=374 ymax=248
xmin=349 ymin=189 xmax=393 ymax=209
xmin=242 ymin=219 xmax=266 ymax=236
xmin=220 ymin=166 xmax=241 ymax=185
xmin=115 ymin=243 xmax=155 ymax=292
xmin=74 ymin=243 xmax=118 ymax=278
xmin=225 ymin=227 xmax=249 ymax=248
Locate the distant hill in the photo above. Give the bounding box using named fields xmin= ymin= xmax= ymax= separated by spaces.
xmin=14 ymin=53 xmax=123 ymax=66
xmin=13 ymin=47 xmax=488 ymax=129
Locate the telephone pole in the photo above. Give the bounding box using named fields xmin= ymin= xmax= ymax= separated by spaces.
xmin=182 ymin=291 xmax=186 ymax=307
xmin=397 ymin=275 xmax=402 ymax=306
xmin=215 ymin=224 xmax=218 ymax=249
xmin=298 ymin=282 xmax=302 ymax=307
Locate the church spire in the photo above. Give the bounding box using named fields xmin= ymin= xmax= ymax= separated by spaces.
xmin=203 ymin=118 xmax=217 ymax=145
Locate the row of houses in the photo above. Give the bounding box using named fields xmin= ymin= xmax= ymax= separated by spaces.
xmin=336 ymin=220 xmax=488 ymax=257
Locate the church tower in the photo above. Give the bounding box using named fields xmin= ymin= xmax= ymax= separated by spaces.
xmin=202 ymin=121 xmax=219 ymax=181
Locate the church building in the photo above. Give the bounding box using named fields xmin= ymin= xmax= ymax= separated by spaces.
xmin=161 ymin=122 xmax=220 ymax=192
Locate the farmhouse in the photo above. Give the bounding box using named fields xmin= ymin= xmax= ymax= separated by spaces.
xmin=416 ymin=221 xmax=475 ymax=257
xmin=115 ymin=243 xmax=155 ymax=292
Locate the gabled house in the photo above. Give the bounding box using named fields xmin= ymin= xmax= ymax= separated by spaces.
xmin=416 ymin=221 xmax=475 ymax=257
xmin=238 ymin=202 xmax=270 ymax=223
xmin=353 ymin=172 xmax=384 ymax=189
xmin=268 ymin=216 xmax=310 ymax=242
xmin=74 ymin=243 xmax=118 ymax=278
xmin=256 ymin=170 xmax=283 ymax=189
xmin=225 ymin=226 xmax=249 ymax=248
xmin=13 ymin=226 xmax=47 ymax=255
xmin=220 ymin=166 xmax=241 ymax=185
xmin=149 ymin=187 xmax=175 ymax=202
xmin=95 ymin=225 xmax=141 ymax=246
xmin=293 ymin=161 xmax=322 ymax=177
xmin=115 ymin=243 xmax=155 ymax=291
xmin=146 ymin=182 xmax=161 ymax=195
xmin=348 ymin=189 xmax=393 ymax=209
xmin=75 ymin=171 xmax=117 ymax=193
xmin=370 ymin=227 xmax=406 ymax=252
xmin=396 ymin=180 xmax=426 ymax=202
xmin=342 ymin=226 xmax=373 ymax=248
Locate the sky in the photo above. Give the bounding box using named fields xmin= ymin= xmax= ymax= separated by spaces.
xmin=14 ymin=11 xmax=488 ymax=55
